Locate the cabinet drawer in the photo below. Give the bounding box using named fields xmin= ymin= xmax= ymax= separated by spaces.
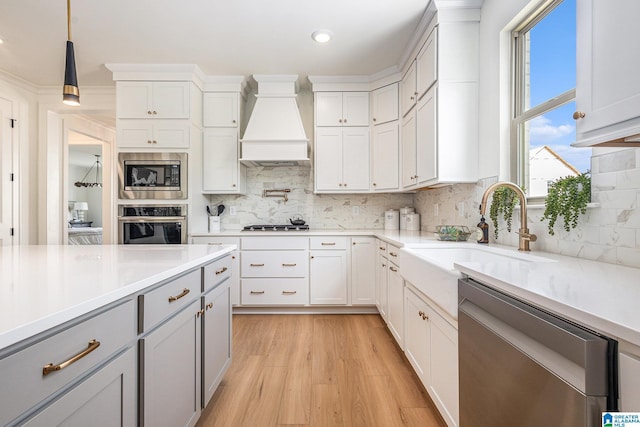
xmin=241 ymin=251 xmax=308 ymax=277
xmin=139 ymin=268 xmax=201 ymax=333
xmin=191 ymin=236 xmax=239 ymax=246
xmin=241 ymin=279 xmax=308 ymax=305
xmin=203 ymin=255 xmax=232 ymax=293
xmin=310 ymin=236 xmax=348 ymax=250
xmin=241 ymin=236 xmax=308 ymax=250
xmin=377 ymin=241 xmax=388 ymax=257
xmin=387 ymin=244 xmax=401 ymax=261
xmin=0 ymin=300 xmax=135 ymax=426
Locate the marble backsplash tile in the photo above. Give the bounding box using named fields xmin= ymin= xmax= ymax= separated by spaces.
xmin=414 ymin=148 xmax=640 ymax=269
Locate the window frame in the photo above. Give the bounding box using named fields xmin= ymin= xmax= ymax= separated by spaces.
xmin=510 ymin=0 xmax=576 ymax=202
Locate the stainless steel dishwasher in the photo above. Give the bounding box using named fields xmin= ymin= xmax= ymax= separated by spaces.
xmin=458 ymin=278 xmax=618 ymax=427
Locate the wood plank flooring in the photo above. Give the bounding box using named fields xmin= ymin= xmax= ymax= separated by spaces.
xmin=197 ymin=314 xmax=446 ymax=427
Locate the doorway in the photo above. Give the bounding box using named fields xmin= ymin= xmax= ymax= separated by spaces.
xmin=0 ymin=97 xmax=14 ymax=246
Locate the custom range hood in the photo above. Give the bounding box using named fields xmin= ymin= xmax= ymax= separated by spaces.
xmin=240 ymin=75 xmax=310 ymax=167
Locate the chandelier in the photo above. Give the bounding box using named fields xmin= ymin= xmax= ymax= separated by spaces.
xmin=74 ymin=154 xmax=102 ymax=188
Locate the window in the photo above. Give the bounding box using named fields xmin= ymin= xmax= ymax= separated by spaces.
xmin=512 ymin=0 xmax=589 ymax=199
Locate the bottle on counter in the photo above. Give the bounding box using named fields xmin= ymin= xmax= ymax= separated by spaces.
xmin=477 ymin=216 xmax=489 ymax=244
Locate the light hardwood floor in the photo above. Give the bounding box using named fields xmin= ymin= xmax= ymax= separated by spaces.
xmin=197 ymin=314 xmax=446 ymax=427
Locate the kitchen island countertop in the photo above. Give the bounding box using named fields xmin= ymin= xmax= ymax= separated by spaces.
xmin=0 ymin=244 xmax=235 ymax=351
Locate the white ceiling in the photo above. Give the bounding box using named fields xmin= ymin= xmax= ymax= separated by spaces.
xmin=0 ymin=0 xmax=430 ymax=88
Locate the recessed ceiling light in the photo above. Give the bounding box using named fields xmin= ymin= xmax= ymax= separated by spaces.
xmin=311 ymin=30 xmax=333 ymax=43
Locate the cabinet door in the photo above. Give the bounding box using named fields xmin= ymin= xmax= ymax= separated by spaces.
xmin=141 ymin=299 xmax=202 ymax=427
xmin=416 ymin=27 xmax=438 ymax=98
xmin=401 ymin=110 xmax=417 ymax=188
xmin=404 ymin=288 xmax=430 ymax=384
xmin=315 ymin=127 xmax=343 ymax=190
xmin=371 ymin=83 xmax=399 ymax=125
xmin=310 ymin=250 xmax=347 ymax=305
xmin=203 ymin=128 xmax=239 ymax=192
xmin=416 ymin=87 xmax=437 ymax=185
xmin=371 ymin=121 xmax=399 ymax=191
xmin=117 ymin=82 xmax=153 ymax=118
xmin=22 ymin=347 xmax=136 ymax=427
xmin=341 ymin=127 xmax=370 ymax=191
xmin=342 ymin=92 xmax=370 ymax=126
xmin=387 ymin=262 xmax=404 ymax=348
xmin=203 ymin=93 xmax=239 ymax=127
xmin=117 ymin=120 xmax=154 ymax=147
xmin=351 ymin=237 xmax=376 ymax=305
xmin=203 ymin=280 xmax=232 ymax=407
xmin=117 ymin=120 xmax=190 ymax=148
xmin=375 ymin=252 xmax=388 ymax=320
xmin=575 ymin=0 xmax=640 ymax=140
xmin=316 ymin=92 xmax=344 ymax=127
xmin=401 ymin=61 xmax=418 ymax=117
xmin=428 ymin=306 xmax=459 ymax=427
xmin=153 ymin=121 xmax=191 ymax=148
xmin=152 ymin=82 xmax=191 ymax=119
xmin=620 ymin=352 xmax=640 ymax=411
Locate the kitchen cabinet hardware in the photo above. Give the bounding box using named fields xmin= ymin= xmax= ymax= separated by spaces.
xmin=373 ymin=118 xmax=377 ymax=122
xmin=353 ymin=242 xmax=356 ymax=245
xmin=232 ymin=256 xmax=235 ymax=259
xmin=282 ymin=263 xmax=297 ymax=267
xmin=250 ymin=290 xmax=265 ymax=295
xmin=418 ymin=310 xmax=424 ymax=317
xmin=282 ymin=291 xmax=297 ymax=295
xmin=379 ymin=246 xmax=386 ymax=251
xmin=207 ymin=243 xmax=224 ymax=245
xmin=321 ymin=242 xmax=336 ymax=246
xmin=573 ymin=111 xmax=586 ymax=120
xmin=168 ymin=288 xmax=190 ymax=302
xmin=215 ymin=266 xmax=228 ymax=275
xmin=197 ymin=309 xmax=205 ymax=317
xmin=373 ymin=182 xmax=377 ymax=186
xmin=310 ymin=255 xmax=315 ymax=259
xmin=422 ymin=313 xmax=428 ymax=320
xmin=389 ymin=266 xmax=398 ymax=272
xmin=206 ymin=302 xmax=213 ymax=310
xmin=389 ymin=252 xmax=398 ymax=257
xmin=42 ymin=339 xmax=101 ymax=376
xmin=250 ymin=263 xmax=265 ymax=267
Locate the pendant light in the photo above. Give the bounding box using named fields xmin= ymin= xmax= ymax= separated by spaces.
xmin=74 ymin=155 xmax=102 ymax=188
xmin=63 ymin=0 xmax=80 ymax=106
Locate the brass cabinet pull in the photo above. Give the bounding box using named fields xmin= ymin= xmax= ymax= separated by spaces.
xmin=250 ymin=263 xmax=265 ymax=267
xmin=196 ymin=309 xmax=205 ymax=318
xmin=282 ymin=291 xmax=297 ymax=295
xmin=215 ymin=266 xmax=228 ymax=275
xmin=206 ymin=302 xmax=213 ymax=310
xmin=310 ymin=255 xmax=315 ymax=259
xmin=250 ymin=290 xmax=265 ymax=295
xmin=147 ymin=110 xmax=153 ymax=115
xmin=232 ymin=255 xmax=236 ymax=259
xmin=321 ymin=242 xmax=336 ymax=246
xmin=282 ymin=263 xmax=297 ymax=267
xmin=168 ymin=288 xmax=190 ymax=302
xmin=207 ymin=242 xmax=224 ymax=245
xmin=152 ymin=110 xmax=157 ymax=115
xmin=418 ymin=310 xmax=424 ymax=317
xmin=389 ymin=252 xmax=398 ymax=257
xmin=43 ymin=339 xmax=100 ymax=376
xmin=389 ymin=266 xmax=398 ymax=272
xmin=573 ymin=111 xmax=586 ymax=120
xmin=379 ymin=246 xmax=386 ymax=251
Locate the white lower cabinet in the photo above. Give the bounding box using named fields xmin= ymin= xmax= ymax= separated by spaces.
xmin=350 ymin=237 xmax=376 ymax=305
xmin=191 ymin=236 xmax=240 ymax=306
xmin=140 ymin=298 xmax=202 ymax=427
xmin=202 ymin=279 xmax=232 ymax=407
xmin=387 ymin=259 xmax=404 ymax=348
xmin=23 ymin=347 xmax=136 ymax=427
xmin=376 ymin=250 xmax=389 ymax=321
xmin=310 ymin=249 xmax=348 ymax=305
xmin=404 ymin=284 xmax=458 ymax=427
xmin=620 ymin=351 xmax=640 ymax=411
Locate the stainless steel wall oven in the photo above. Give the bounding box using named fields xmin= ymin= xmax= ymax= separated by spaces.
xmin=118 ymin=152 xmax=187 ymax=199
xmin=118 ymin=205 xmax=187 ymax=244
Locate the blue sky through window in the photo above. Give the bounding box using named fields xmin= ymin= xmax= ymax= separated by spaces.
xmin=526 ymin=0 xmax=591 ymax=173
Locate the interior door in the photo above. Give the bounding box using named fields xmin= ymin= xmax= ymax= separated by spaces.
xmin=0 ymin=98 xmax=13 ymax=246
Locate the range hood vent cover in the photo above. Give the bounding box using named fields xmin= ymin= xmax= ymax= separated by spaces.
xmin=240 ymin=75 xmax=309 ymax=167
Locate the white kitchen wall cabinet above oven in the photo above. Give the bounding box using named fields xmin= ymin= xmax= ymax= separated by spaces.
xmin=117 ymin=120 xmax=193 ymax=148
xmin=572 ymin=0 xmax=640 ymax=147
xmin=401 ymin=9 xmax=480 ymax=190
xmin=315 ymin=127 xmax=370 ymax=192
xmin=117 ymin=81 xmax=192 ymax=119
xmin=315 ymin=92 xmax=370 ymax=127
xmin=201 ymin=92 xmax=246 ymax=194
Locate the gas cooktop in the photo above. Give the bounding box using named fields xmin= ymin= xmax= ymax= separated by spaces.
xmin=242 ymin=224 xmax=309 ymax=231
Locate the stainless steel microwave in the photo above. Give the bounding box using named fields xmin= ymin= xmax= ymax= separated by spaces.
xmin=118 ymin=152 xmax=187 ymax=199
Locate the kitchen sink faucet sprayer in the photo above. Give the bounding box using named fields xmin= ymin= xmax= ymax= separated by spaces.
xmin=479 ymin=182 xmax=537 ymax=251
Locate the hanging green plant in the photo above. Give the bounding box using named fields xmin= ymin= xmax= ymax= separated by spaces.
xmin=489 ymin=187 xmax=519 ymax=239
xmin=542 ymin=171 xmax=591 ymax=235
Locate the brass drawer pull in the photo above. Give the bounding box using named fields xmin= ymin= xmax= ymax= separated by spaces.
xmin=389 ymin=266 xmax=398 ymax=272
xmin=282 ymin=263 xmax=297 ymax=267
xmin=250 ymin=263 xmax=265 ymax=267
xmin=206 ymin=302 xmax=214 ymax=310
xmin=215 ymin=266 xmax=228 ymax=275
xmin=321 ymin=242 xmax=336 ymax=246
xmin=207 ymin=242 xmax=224 ymax=245
xmin=282 ymin=291 xmax=297 ymax=295
xmin=389 ymin=252 xmax=398 ymax=257
xmin=250 ymin=290 xmax=265 ymax=295
xmin=43 ymin=339 xmax=100 ymax=376
xmin=379 ymin=246 xmax=386 ymax=250
xmin=168 ymin=288 xmax=190 ymax=302
xmin=197 ymin=309 xmax=205 ymax=318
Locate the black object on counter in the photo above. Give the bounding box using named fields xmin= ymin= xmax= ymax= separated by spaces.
xmin=477 ymin=217 xmax=489 ymax=244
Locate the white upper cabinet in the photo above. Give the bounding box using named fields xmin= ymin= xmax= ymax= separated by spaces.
xmin=371 ymin=83 xmax=399 ymax=125
xmin=416 ymin=27 xmax=438 ymax=98
xmin=315 ymin=127 xmax=370 ymax=192
xmin=117 ymin=81 xmax=191 ymax=119
xmin=371 ymin=121 xmax=399 ymax=191
xmin=316 ymin=92 xmax=370 ymax=127
xmin=401 ymin=61 xmax=418 ymax=117
xmin=203 ymin=93 xmax=239 ymax=127
xmin=573 ymin=0 xmax=640 ymax=146
xmin=202 ymin=128 xmax=245 ymax=194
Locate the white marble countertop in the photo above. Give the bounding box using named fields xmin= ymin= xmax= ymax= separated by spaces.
xmin=0 ymin=244 xmax=235 ymax=351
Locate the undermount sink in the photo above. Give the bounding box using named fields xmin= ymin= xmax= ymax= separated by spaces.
xmin=399 ymin=242 xmax=555 ymax=319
